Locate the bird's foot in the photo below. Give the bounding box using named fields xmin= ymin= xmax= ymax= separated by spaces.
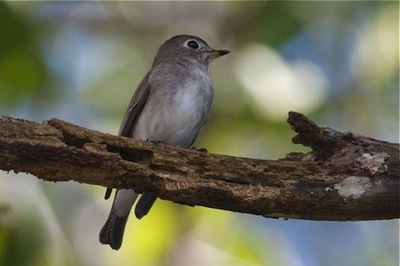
xmin=148 ymin=140 xmax=165 ymax=145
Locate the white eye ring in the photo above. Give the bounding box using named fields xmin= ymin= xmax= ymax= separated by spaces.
xmin=185 ymin=39 xmax=200 ymax=49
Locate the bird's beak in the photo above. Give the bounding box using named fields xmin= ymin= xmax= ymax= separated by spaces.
xmin=207 ymin=49 xmax=230 ymax=59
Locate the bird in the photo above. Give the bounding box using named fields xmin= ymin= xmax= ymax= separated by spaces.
xmin=99 ymin=34 xmax=229 ymax=250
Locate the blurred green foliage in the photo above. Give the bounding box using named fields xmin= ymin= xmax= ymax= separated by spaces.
xmin=0 ymin=2 xmax=53 ymax=108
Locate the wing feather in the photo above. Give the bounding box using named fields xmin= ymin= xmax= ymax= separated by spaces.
xmin=104 ymin=73 xmax=151 ymax=199
xmin=119 ymin=73 xmax=152 ymax=137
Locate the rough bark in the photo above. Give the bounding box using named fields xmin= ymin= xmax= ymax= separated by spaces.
xmin=0 ymin=112 xmax=398 ymax=221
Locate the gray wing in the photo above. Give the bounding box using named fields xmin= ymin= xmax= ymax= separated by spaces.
xmin=104 ymin=73 xmax=151 ymax=199
xmin=119 ymin=73 xmax=152 ymax=137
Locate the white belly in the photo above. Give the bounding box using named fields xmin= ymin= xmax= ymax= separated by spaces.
xmin=133 ymin=74 xmax=213 ymax=148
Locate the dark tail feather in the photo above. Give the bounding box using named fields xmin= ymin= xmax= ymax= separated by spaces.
xmin=99 ymin=210 xmax=128 ymax=250
xmin=135 ymin=192 xmax=158 ymax=219
xmin=100 ymin=189 xmax=138 ymax=250
xmin=104 ymin=188 xmax=113 ymax=200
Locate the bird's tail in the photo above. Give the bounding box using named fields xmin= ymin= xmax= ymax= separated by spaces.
xmin=99 ymin=189 xmax=138 ymax=250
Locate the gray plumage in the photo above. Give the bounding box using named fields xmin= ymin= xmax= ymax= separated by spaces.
xmin=99 ymin=34 xmax=229 ymax=250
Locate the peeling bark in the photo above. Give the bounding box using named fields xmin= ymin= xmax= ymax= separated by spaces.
xmin=0 ymin=112 xmax=398 ymax=221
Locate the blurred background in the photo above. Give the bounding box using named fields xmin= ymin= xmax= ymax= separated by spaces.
xmin=0 ymin=1 xmax=398 ymax=266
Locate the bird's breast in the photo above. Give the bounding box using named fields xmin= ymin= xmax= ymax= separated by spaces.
xmin=133 ymin=69 xmax=213 ymax=148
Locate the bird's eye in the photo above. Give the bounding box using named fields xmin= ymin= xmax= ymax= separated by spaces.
xmin=186 ymin=40 xmax=200 ymax=49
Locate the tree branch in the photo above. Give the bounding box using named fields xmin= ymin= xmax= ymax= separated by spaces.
xmin=0 ymin=112 xmax=398 ymax=221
